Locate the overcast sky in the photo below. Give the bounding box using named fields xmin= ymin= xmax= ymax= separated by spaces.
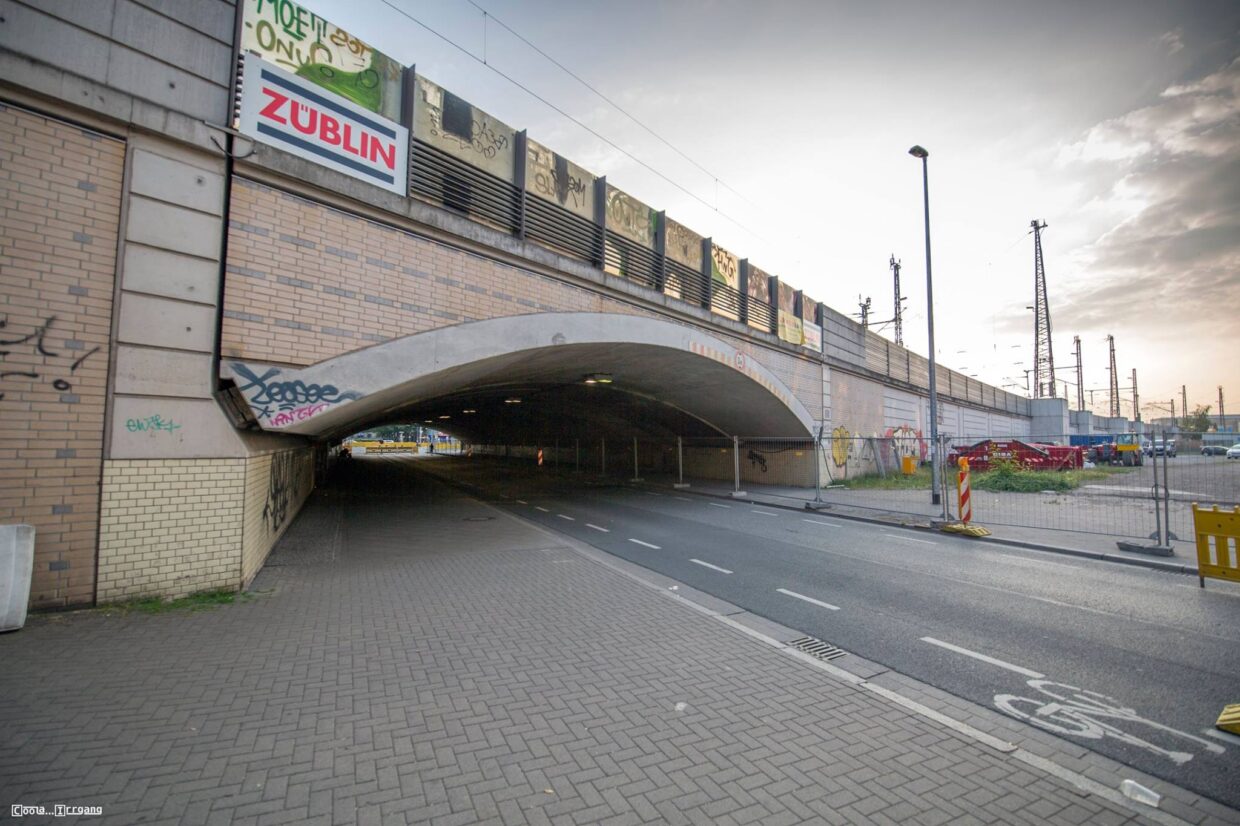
xmin=311 ymin=0 xmax=1239 ymax=421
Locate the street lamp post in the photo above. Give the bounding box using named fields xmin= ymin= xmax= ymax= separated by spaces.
xmin=909 ymin=145 xmax=944 ymax=515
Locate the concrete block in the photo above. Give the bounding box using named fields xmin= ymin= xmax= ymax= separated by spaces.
xmin=129 ymin=149 xmax=225 ymax=215
xmin=125 ymin=195 xmax=223 ymax=260
xmin=1 ymin=524 xmax=35 ymax=632
xmin=122 ymin=243 xmax=220 ymax=303
xmin=117 ymin=292 xmax=216 ymax=351
xmin=105 ymin=40 xmax=227 ymax=123
xmin=114 ymin=345 xmax=213 ymax=398
xmin=112 ymin=0 xmax=233 ymax=83
xmin=0 ymin=1 xmax=112 ymax=79
xmin=110 ymin=396 xmax=246 ymax=459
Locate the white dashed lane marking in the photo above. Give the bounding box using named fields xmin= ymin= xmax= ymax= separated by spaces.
xmin=776 ymin=588 xmax=840 ymax=611
xmin=628 ymin=538 xmax=661 ymax=549
xmin=920 ymin=636 xmax=1044 ymax=679
xmin=586 ymin=523 xmax=610 ymax=533
xmin=557 ymin=514 xmax=575 ymax=521
xmin=690 ymin=559 xmax=733 ymax=574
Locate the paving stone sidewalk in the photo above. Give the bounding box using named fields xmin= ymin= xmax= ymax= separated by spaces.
xmin=0 ymin=458 xmax=1210 ymax=825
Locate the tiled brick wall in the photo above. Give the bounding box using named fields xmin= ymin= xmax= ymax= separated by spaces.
xmin=241 ymin=447 xmax=314 ymax=585
xmin=96 ymin=459 xmax=245 ymax=602
xmin=222 ymin=178 xmax=637 ymax=367
xmin=221 ymin=178 xmax=826 ymax=420
xmin=0 ymin=104 xmax=124 ymax=608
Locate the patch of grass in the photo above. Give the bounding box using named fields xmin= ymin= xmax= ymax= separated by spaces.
xmin=839 ymin=460 xmax=1140 ymax=494
xmin=838 ymin=466 xmax=934 ymax=490
xmin=101 ymin=588 xmax=249 ymax=615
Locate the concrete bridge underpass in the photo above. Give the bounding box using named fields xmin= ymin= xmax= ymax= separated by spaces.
xmin=222 ymin=313 xmax=817 ymax=445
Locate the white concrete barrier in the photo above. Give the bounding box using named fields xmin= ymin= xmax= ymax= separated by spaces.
xmin=1 ymin=524 xmax=35 ymax=632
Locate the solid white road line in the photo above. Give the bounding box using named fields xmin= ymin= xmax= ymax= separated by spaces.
xmin=776 ymin=588 xmax=840 ymax=611
xmin=690 ymin=558 xmax=733 ymax=574
xmin=709 ymin=502 xmax=731 ymax=509
xmin=585 ymin=523 xmax=610 ymax=533
xmin=920 ymin=636 xmax=1045 ymax=679
xmin=802 ymin=518 xmax=843 ymax=528
xmin=557 ymin=514 xmax=575 ymax=521
xmin=883 ymin=533 xmax=938 ymax=545
xmin=534 ymin=506 xmax=550 ymax=512
xmin=1202 ymin=728 xmax=1240 ymax=748
xmin=751 ymin=509 xmax=778 ymax=517
xmin=628 ymin=538 xmax=661 ymax=549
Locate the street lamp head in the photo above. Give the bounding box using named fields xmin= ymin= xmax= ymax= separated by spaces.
xmin=908 ymin=145 xmax=928 ymax=159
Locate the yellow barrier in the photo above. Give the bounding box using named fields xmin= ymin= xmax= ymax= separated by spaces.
xmin=1192 ymin=504 xmax=1240 ymax=588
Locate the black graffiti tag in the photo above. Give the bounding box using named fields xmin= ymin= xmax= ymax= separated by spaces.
xmin=232 ymin=363 xmax=361 ymax=419
xmin=0 ymin=315 xmax=100 ymax=401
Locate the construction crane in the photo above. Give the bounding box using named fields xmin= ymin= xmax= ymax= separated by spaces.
xmin=889 ymin=255 xmax=906 ymax=347
xmin=1031 ymin=220 xmax=1055 ymax=398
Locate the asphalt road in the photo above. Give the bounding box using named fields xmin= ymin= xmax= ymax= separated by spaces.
xmin=416 ymin=456 xmax=1240 ymax=811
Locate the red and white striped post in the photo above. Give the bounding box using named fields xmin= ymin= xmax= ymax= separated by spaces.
xmin=537 ymin=448 xmax=544 ymax=467
xmin=957 ymin=457 xmax=972 ymax=524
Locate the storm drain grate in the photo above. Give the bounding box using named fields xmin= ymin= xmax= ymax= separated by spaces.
xmin=787 ymin=636 xmax=848 ymax=661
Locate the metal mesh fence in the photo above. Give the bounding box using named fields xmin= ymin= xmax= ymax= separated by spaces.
xmin=458 ymin=432 xmax=1240 ymax=547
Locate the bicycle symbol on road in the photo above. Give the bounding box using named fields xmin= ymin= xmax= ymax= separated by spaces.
xmin=994 ymin=680 xmax=1226 ymax=765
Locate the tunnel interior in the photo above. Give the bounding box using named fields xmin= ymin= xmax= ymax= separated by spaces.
xmin=317 ymin=341 xmax=813 ymax=447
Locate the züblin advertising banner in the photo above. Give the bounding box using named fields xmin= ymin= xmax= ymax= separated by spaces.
xmin=239 ymin=53 xmax=409 ymax=196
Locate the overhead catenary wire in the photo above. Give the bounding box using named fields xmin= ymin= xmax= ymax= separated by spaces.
xmin=462 ymin=0 xmax=765 ymax=215
xmin=378 ymin=0 xmax=772 ymax=246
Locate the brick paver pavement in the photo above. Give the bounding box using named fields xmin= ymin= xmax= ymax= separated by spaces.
xmin=0 ymin=456 xmax=1207 ymax=824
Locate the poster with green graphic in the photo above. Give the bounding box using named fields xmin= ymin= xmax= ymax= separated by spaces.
xmin=241 ymin=0 xmax=403 ymax=122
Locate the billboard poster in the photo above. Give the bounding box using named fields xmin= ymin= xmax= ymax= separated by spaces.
xmin=747 ymin=264 xmax=771 ymax=331
xmin=778 ymin=310 xmax=804 ymax=346
xmin=239 ymin=54 xmax=408 ymax=195
xmin=605 ymin=185 xmax=656 ymax=248
xmin=414 ymin=75 xmax=516 ymax=182
xmin=802 ymin=320 xmax=823 ymax=352
xmin=241 ymin=0 xmax=403 ymax=122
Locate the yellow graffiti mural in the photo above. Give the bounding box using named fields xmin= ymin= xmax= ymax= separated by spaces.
xmin=830 ymin=426 xmax=853 ymax=469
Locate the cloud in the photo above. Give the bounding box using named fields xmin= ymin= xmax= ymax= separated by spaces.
xmin=1157 ymin=28 xmax=1184 ymax=56
xmin=1052 ymin=56 xmax=1240 ymax=337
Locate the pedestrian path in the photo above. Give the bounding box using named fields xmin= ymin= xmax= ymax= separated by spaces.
xmin=1 ymin=457 xmax=1233 ymax=825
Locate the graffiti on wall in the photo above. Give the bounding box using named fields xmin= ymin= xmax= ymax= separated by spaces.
xmin=664 ymin=217 xmax=701 ymax=269
xmin=710 ymin=243 xmax=740 ymax=321
xmin=125 ymin=415 xmax=182 ymax=434
xmin=415 ymin=76 xmax=515 ymax=181
xmin=262 ymin=450 xmax=308 ymax=534
xmin=526 ymin=139 xmax=593 ymax=220
xmin=0 ymin=315 xmax=99 ymax=402
xmin=605 ymin=185 xmax=656 ymax=248
xmin=241 ymin=0 xmax=403 ymax=121
xmin=885 ymin=424 xmax=927 ymax=462
xmin=231 ymin=363 xmax=360 ymax=426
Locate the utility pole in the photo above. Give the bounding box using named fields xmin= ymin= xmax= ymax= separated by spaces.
xmin=1221 ymin=386 xmax=1227 ymax=431
xmin=1107 ymin=334 xmax=1120 ymax=418
xmin=1073 ymin=335 xmax=1084 ymax=412
xmin=1181 ymin=385 xmax=1188 ymax=426
xmin=1170 ymin=398 xmax=1176 ymax=422
xmin=1031 ymin=220 xmax=1055 ymax=398
xmin=1131 ymin=368 xmax=1140 ymax=422
xmin=856 ymin=295 xmax=872 ymax=331
xmin=889 ymin=255 xmax=906 ymax=347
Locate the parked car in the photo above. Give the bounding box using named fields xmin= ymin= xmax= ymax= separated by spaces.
xmin=1152 ymin=439 xmax=1177 ymax=457
xmin=1202 ymin=444 xmax=1229 ymax=455
xmin=1228 ymin=444 xmax=1240 ymax=460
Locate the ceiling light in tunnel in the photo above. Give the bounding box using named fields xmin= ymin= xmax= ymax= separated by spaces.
xmin=504 ymin=397 xmax=522 ymax=404
xmin=462 ymin=409 xmax=476 ymax=414
xmin=438 ymin=415 xmax=450 ymax=419
xmin=424 ymin=419 xmax=433 ymax=423
xmin=584 ymin=373 xmax=613 ymax=384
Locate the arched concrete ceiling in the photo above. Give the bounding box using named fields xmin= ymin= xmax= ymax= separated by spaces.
xmin=221 ymin=313 xmax=816 ymax=441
